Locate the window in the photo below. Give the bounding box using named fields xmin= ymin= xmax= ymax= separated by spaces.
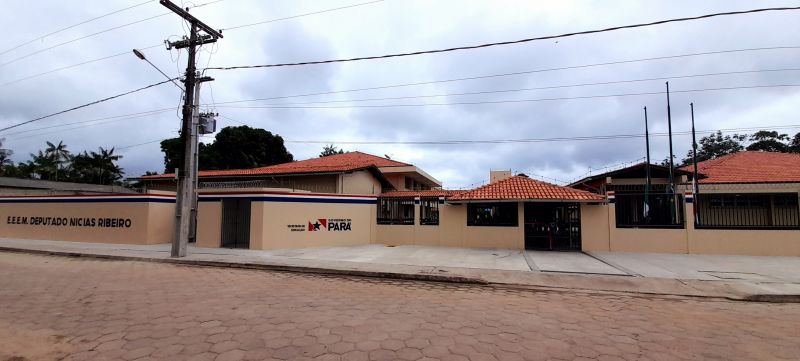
xmin=467 ymin=203 xmax=518 ymax=227
xmin=697 ymin=193 xmax=800 ymax=229
xmin=420 ymin=197 xmax=440 ymax=225
xmin=377 ymin=197 xmax=414 ymax=225
xmin=615 ymin=192 xmax=684 ymax=228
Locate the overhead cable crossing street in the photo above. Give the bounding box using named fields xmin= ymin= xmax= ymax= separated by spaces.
xmin=204 ymin=6 xmax=800 ymax=71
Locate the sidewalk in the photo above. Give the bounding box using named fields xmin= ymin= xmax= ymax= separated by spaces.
xmin=1 ymin=237 xmax=799 ymax=302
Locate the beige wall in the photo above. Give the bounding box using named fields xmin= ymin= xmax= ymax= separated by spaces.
xmin=375 ymin=202 xmax=525 ymax=249
xmin=340 ymin=170 xmax=382 ymax=195
xmin=580 ymin=203 xmax=611 ymax=252
xmin=195 ymin=189 xmax=376 ymax=250
xmin=254 ymin=201 xmax=375 ymax=250
xmin=580 ymin=186 xmax=800 ymax=256
xmin=687 ymin=203 xmax=800 ymax=256
xmin=197 ymin=200 xmax=221 ymax=248
xmin=0 ymin=195 xmax=174 ymax=245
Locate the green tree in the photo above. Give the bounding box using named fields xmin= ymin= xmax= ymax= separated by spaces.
xmin=0 ymin=138 xmax=13 ymax=174
xmin=30 ymin=150 xmax=57 ymax=180
xmin=45 ymin=140 xmax=71 ymax=181
xmin=791 ymin=132 xmax=800 ymax=153
xmin=319 ymin=144 xmax=344 ymax=157
xmin=746 ymin=130 xmax=790 ymax=153
xmin=91 ymin=147 xmax=124 ymax=185
xmin=160 ymin=126 xmax=293 ymax=172
xmin=680 ymin=131 xmax=746 ymax=165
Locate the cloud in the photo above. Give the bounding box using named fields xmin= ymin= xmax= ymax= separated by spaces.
xmin=1 ymin=0 xmax=799 ymax=186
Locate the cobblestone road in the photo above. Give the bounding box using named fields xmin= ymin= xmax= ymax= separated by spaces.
xmin=1 ymin=252 xmax=799 ymax=361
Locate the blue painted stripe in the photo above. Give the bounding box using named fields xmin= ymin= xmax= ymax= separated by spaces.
xmin=200 ymin=196 xmax=374 ymax=204
xmin=607 ymin=199 xmax=616 ymax=204
xmin=685 ymin=198 xmax=694 ymax=204
xmin=0 ymin=197 xmax=175 ymax=204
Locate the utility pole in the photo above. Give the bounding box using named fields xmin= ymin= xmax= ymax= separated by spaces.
xmin=161 ymin=0 xmax=222 ymax=257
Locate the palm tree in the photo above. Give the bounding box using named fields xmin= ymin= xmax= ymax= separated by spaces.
xmin=0 ymin=138 xmax=13 ymax=171
xmin=90 ymin=147 xmax=124 ymax=185
xmin=45 ymin=140 xmax=70 ymax=181
xmin=30 ymin=150 xmax=57 ymax=180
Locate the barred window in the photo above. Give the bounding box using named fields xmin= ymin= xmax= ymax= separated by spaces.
xmin=697 ymin=193 xmax=800 ymax=229
xmin=377 ymin=197 xmax=415 ymax=225
xmin=467 ymin=203 xmax=518 ymax=227
xmin=420 ymin=197 xmax=440 ymax=225
xmin=615 ymin=192 xmax=684 ymax=228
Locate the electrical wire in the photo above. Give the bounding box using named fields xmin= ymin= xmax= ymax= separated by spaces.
xmin=221 ymin=0 xmax=384 ymax=31
xmin=208 ymin=45 xmax=800 ymax=105
xmin=0 ymin=78 xmax=178 ymax=133
xmin=0 ymin=13 xmax=171 ymax=69
xmin=0 ymin=0 xmax=225 ymax=70
xmin=212 ymin=83 xmax=800 ymax=109
xmin=206 ymin=6 xmax=800 ymax=71
xmin=3 ymin=108 xmax=176 ymax=137
xmin=283 ymin=124 xmax=800 ymax=145
xmin=211 ymin=68 xmax=800 ymax=107
xmin=9 ymin=109 xmax=177 ymax=141
xmin=0 ymin=44 xmax=163 ymax=88
xmin=0 ymin=0 xmax=153 ymax=57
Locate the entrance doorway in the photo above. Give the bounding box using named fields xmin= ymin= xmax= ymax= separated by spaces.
xmin=221 ymin=198 xmax=251 ymax=249
xmin=524 ymin=203 xmax=581 ymax=251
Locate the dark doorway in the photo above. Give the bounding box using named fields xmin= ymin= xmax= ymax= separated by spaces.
xmin=524 ymin=203 xmax=581 ymax=251
xmin=221 ymin=198 xmax=251 ymax=249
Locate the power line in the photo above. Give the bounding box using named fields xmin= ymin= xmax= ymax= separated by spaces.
xmin=206 ymin=6 xmax=800 ymax=71
xmin=0 ymin=79 xmax=178 ymax=133
xmin=213 ymin=83 xmax=800 ymax=109
xmin=284 ymin=124 xmax=800 ymax=145
xmin=209 ymin=45 xmax=800 ymax=105
xmin=4 ymin=108 xmax=176 ymax=139
xmin=222 ymin=0 xmax=385 ymax=31
xmin=0 ymin=0 xmax=224 ymax=70
xmin=118 ymin=139 xmax=167 ymax=151
xmin=213 ymin=68 xmax=800 ymax=107
xmin=0 ymin=44 xmax=164 ymax=88
xmin=0 ymin=0 xmax=153 ymax=57
xmin=0 ymin=13 xmax=170 ymax=69
xmin=0 ymin=0 xmax=381 ymax=88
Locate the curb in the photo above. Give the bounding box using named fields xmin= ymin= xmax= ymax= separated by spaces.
xmin=2 ymin=246 xmax=798 ymax=303
xmin=0 ymin=246 xmax=489 ymax=285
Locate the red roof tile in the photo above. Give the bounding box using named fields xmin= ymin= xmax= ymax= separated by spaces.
xmin=449 ymin=176 xmax=604 ymax=201
xmin=681 ymin=151 xmax=800 ymax=184
xmin=379 ymin=190 xmax=466 ymax=198
xmin=139 ymin=151 xmax=409 ymax=180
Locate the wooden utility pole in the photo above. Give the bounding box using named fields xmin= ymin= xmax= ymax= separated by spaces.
xmin=161 ymin=0 xmax=222 ymax=257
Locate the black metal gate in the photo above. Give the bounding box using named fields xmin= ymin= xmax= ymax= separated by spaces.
xmin=221 ymin=198 xmax=251 ymax=249
xmin=524 ymin=203 xmax=581 ymax=251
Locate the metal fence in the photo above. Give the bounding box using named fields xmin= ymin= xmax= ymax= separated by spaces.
xmin=695 ymin=193 xmax=800 ymax=229
xmin=377 ymin=197 xmax=415 ymax=225
xmin=615 ymin=192 xmax=685 ymax=228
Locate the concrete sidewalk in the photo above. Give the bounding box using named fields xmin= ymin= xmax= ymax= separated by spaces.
xmin=1 ymin=237 xmax=799 ymax=302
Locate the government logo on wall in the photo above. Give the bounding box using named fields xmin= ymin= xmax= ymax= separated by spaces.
xmin=308 ymin=218 xmax=352 ymax=231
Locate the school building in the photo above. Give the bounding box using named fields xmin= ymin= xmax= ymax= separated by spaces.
xmin=1 ymin=151 xmax=798 ymax=256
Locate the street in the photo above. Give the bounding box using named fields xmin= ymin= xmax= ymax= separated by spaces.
xmin=0 ymin=252 xmax=798 ymax=361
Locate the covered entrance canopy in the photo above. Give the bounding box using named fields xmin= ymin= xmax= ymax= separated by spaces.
xmin=449 ymin=175 xmax=605 ymax=250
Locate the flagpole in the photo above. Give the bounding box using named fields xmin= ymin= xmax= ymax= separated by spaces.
xmin=691 ymin=102 xmax=700 ymax=225
xmin=644 ymin=106 xmax=651 ymax=223
xmin=666 ymin=82 xmax=677 ymax=224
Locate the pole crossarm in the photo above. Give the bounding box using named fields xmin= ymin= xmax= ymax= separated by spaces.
xmin=159 ymin=0 xmax=224 ymax=39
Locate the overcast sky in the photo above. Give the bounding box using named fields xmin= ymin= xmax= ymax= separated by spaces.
xmin=1 ymin=0 xmax=799 ymax=188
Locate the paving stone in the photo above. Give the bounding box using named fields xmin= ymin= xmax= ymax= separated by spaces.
xmin=1 ymin=252 xmax=799 ymax=361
